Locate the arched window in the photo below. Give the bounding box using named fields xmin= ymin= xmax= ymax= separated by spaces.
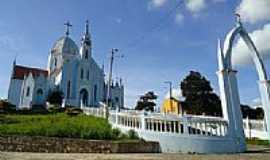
xmin=87 ymin=70 xmax=90 ymax=80
xmin=37 ymin=89 xmax=43 ymax=95
xmin=85 ymin=50 xmax=88 ymax=59
xmin=80 ymin=69 xmax=84 ymax=79
xmin=67 ymin=81 xmax=71 ymax=98
xmin=54 ymin=58 xmax=57 ymax=67
xmin=94 ymin=85 xmax=97 ymax=102
xmin=26 ymin=87 xmax=30 ymax=97
xmin=115 ymin=97 xmax=119 ymax=103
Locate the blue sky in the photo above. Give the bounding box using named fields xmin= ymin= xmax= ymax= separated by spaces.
xmin=1 ymin=0 xmax=270 ymax=108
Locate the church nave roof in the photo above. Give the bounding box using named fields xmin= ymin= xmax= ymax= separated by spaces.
xmin=12 ymin=65 xmax=48 ymax=80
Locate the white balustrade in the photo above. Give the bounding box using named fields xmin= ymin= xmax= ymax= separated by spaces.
xmin=82 ymin=107 xmax=229 ymax=138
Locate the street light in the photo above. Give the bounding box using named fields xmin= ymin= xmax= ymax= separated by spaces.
xmin=105 ymin=48 xmax=119 ymax=120
xmin=164 ymin=81 xmax=173 ymax=113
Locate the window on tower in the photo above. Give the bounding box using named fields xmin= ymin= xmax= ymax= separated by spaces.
xmin=80 ymin=69 xmax=84 ymax=79
xmin=87 ymin=70 xmax=90 ymax=80
xmin=85 ymin=50 xmax=88 ymax=59
xmin=94 ymin=85 xmax=97 ymax=102
xmin=67 ymin=81 xmax=71 ymax=98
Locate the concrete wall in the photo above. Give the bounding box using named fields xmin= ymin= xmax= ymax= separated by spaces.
xmin=0 ymin=135 xmax=160 ymax=153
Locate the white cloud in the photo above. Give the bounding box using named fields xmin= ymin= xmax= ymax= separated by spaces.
xmin=236 ymin=0 xmax=270 ymax=23
xmin=232 ymin=23 xmax=270 ymax=65
xmin=148 ymin=0 xmax=167 ymax=9
xmin=185 ymin=0 xmax=206 ymax=14
xmin=115 ymin=18 xmax=122 ymax=24
xmin=175 ymin=12 xmax=184 ymax=25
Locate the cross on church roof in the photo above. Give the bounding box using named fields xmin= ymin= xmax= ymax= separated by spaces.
xmin=64 ymin=21 xmax=72 ymax=36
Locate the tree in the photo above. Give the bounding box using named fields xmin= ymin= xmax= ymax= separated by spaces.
xmin=241 ymin=104 xmax=264 ymax=119
xmin=47 ymin=90 xmax=64 ymax=105
xmin=180 ymin=71 xmax=222 ymax=116
xmin=135 ymin=91 xmax=158 ymax=112
xmin=255 ymin=107 xmax=264 ymax=119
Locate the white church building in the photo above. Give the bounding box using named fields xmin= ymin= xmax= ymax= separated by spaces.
xmin=7 ymin=21 xmax=124 ymax=109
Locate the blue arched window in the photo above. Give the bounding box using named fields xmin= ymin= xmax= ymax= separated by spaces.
xmin=87 ymin=70 xmax=90 ymax=80
xmin=26 ymin=87 xmax=30 ymax=97
xmin=54 ymin=58 xmax=57 ymax=67
xmin=85 ymin=50 xmax=88 ymax=59
xmin=94 ymin=85 xmax=97 ymax=102
xmin=80 ymin=69 xmax=84 ymax=79
xmin=67 ymin=81 xmax=71 ymax=98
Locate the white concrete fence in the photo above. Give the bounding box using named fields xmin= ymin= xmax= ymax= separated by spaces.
xmin=109 ymin=111 xmax=228 ymax=137
xmin=83 ymin=106 xmax=228 ymax=137
xmin=82 ymin=105 xmax=270 ymax=153
xmin=82 ymin=106 xmax=248 ymax=153
xmin=243 ymin=117 xmax=268 ymax=140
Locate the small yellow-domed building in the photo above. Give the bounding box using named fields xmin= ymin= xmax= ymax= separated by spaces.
xmin=161 ymin=88 xmax=185 ymax=115
xmin=161 ymin=98 xmax=182 ymax=115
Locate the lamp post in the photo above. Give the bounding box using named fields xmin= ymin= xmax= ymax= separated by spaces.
xmin=164 ymin=81 xmax=172 ymax=113
xmin=105 ymin=48 xmax=119 ymax=120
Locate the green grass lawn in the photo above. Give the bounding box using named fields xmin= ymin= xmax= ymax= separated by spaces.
xmin=246 ymin=139 xmax=270 ymax=146
xmin=0 ymin=113 xmax=131 ymax=140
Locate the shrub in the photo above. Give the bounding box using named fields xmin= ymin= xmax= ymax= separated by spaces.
xmin=127 ymin=129 xmax=139 ymax=140
xmin=47 ymin=105 xmax=62 ymax=114
xmin=0 ymin=100 xmax=16 ymax=112
xmin=111 ymin=128 xmax=122 ymax=139
xmin=65 ymin=108 xmax=83 ymax=116
xmin=47 ymin=90 xmax=64 ymax=105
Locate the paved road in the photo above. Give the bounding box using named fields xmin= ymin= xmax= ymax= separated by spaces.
xmin=1 ymin=145 xmax=270 ymax=160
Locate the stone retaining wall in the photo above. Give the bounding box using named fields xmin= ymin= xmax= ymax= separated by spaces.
xmin=0 ymin=136 xmax=160 ymax=153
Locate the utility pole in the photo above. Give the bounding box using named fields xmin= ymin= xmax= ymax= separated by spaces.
xmin=164 ymin=81 xmax=172 ymax=113
xmin=105 ymin=48 xmax=119 ymax=120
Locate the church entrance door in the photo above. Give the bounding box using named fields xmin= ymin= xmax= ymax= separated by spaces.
xmin=80 ymin=89 xmax=89 ymax=107
xmin=36 ymin=89 xmax=44 ymax=105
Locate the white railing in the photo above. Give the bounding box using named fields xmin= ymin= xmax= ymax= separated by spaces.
xmin=243 ymin=118 xmax=266 ymax=131
xmin=83 ymin=107 xmax=228 ymax=137
xmin=243 ymin=118 xmax=269 ymax=140
xmin=83 ymin=107 xmax=105 ymax=118
xmin=83 ymin=107 xmax=264 ymax=153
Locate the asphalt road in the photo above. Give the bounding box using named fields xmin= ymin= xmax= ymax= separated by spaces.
xmin=1 ymin=145 xmax=270 ymax=160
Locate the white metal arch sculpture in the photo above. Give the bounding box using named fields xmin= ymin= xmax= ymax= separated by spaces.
xmin=217 ymin=16 xmax=270 ymax=151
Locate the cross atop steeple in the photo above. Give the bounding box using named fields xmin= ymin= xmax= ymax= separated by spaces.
xmin=64 ymin=21 xmax=72 ymax=36
xmin=81 ymin=20 xmax=91 ymax=45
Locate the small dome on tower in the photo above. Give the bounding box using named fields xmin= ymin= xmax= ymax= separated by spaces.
xmin=51 ymin=36 xmax=79 ymax=55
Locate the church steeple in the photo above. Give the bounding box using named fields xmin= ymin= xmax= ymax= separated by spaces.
xmin=85 ymin=20 xmax=89 ymax=35
xmin=80 ymin=20 xmax=92 ymax=59
xmin=81 ymin=20 xmax=91 ymax=45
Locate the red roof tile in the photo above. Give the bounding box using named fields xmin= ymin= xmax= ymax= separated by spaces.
xmin=13 ymin=65 xmax=48 ymax=80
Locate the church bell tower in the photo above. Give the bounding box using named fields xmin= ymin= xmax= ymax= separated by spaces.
xmin=80 ymin=20 xmax=92 ymax=60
